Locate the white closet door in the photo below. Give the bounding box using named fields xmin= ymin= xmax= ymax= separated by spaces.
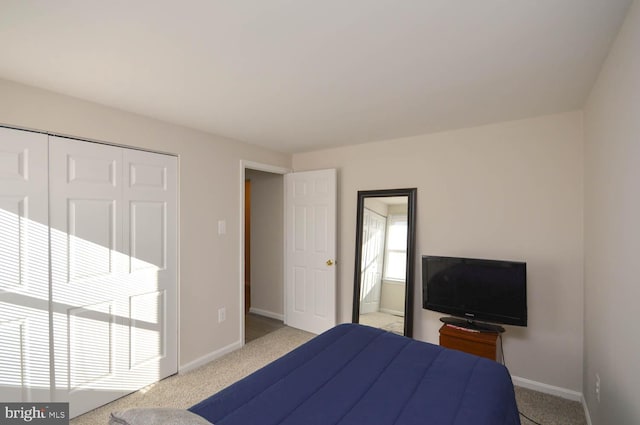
xmin=359 ymin=209 xmax=386 ymax=314
xmin=122 ymin=148 xmax=177 ymax=386
xmin=0 ymin=127 xmax=50 ymax=402
xmin=49 ymin=137 xmax=177 ymax=418
xmin=49 ymin=137 xmax=125 ymax=416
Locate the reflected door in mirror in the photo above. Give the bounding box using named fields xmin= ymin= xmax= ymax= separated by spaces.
xmin=359 ymin=208 xmax=385 ymax=314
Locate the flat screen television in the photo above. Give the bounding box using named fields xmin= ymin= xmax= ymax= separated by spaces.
xmin=422 ymin=256 xmax=527 ymax=330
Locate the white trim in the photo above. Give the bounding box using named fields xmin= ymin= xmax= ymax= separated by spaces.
xmin=382 ymin=278 xmax=406 ymax=285
xmin=178 ymin=340 xmax=242 ymax=374
xmin=239 ymin=160 xmax=291 ymax=346
xmin=379 ymin=308 xmax=405 ymax=316
xmin=283 ymin=174 xmax=291 ymax=328
xmin=176 ymin=154 xmax=182 ymax=374
xmin=512 ymin=375 xmax=582 ymax=402
xmin=582 ymin=394 xmax=593 ymax=425
xmin=242 ymin=160 xmax=290 ymax=175
xmin=249 ymin=307 xmax=285 ymax=321
xmin=0 ymin=123 xmax=178 ymax=157
xmin=239 ymin=163 xmax=246 ymax=347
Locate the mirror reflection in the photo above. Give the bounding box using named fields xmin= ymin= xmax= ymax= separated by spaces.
xmin=353 ymin=188 xmax=416 ymax=337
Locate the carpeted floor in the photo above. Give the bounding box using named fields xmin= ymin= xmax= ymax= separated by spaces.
xmin=71 ymin=326 xmax=587 ymax=425
xmin=71 ymin=326 xmax=313 ymax=425
xmin=515 ymin=386 xmax=586 ymax=425
xmin=359 ymin=311 xmax=405 ymax=335
xmin=245 ymin=312 xmax=285 ymax=342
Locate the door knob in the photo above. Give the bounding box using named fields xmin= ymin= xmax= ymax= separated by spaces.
xmin=326 ymin=259 xmax=334 ymax=266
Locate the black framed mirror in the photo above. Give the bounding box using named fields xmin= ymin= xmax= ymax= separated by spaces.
xmin=352 ymin=188 xmax=416 ymax=337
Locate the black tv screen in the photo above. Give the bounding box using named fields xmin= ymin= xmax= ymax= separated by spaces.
xmin=422 ymin=256 xmax=527 ymax=327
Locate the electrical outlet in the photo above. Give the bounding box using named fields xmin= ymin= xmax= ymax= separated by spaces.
xmin=218 ymin=307 xmax=226 ymax=323
xmin=595 ymin=373 xmax=601 ymax=403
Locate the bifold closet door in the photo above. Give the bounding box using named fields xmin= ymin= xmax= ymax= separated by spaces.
xmin=49 ymin=137 xmax=177 ymax=417
xmin=122 ymin=147 xmax=177 ymax=384
xmin=359 ymin=209 xmax=386 ymax=315
xmin=0 ymin=127 xmax=51 ymax=402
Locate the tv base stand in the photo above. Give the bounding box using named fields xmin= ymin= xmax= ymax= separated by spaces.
xmin=439 ymin=320 xmax=501 ymax=361
xmin=439 ymin=316 xmax=505 ymax=333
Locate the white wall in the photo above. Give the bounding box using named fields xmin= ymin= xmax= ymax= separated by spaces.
xmin=246 ymin=169 xmax=284 ymax=318
xmin=363 ymin=198 xmax=389 ymax=217
xmin=293 ymin=111 xmax=584 ymax=392
xmin=0 ymin=78 xmax=291 ymax=368
xmin=583 ymin=1 xmax=640 ymax=423
xmin=379 ymin=281 xmax=404 ymax=315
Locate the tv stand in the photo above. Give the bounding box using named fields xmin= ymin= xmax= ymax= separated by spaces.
xmin=438 ymin=317 xmax=504 ymax=361
xmin=439 ymin=316 xmax=505 ymax=334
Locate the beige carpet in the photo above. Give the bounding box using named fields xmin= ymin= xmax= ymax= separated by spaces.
xmin=245 ymin=312 xmax=285 ymax=343
xmin=72 ymin=326 xmax=586 ymax=425
xmin=515 ymin=386 xmax=586 ymax=425
xmin=71 ymin=327 xmax=313 ymax=425
xmin=359 ymin=311 xmax=405 ymax=335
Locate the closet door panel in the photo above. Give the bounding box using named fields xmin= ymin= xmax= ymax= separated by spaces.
xmin=129 ymin=201 xmax=166 ymax=271
xmin=49 ymin=137 xmax=127 ymax=417
xmin=50 ymin=137 xmax=177 ymax=418
xmin=123 ymin=149 xmax=177 ymax=381
xmin=0 ymin=127 xmax=50 ymax=402
xmin=67 ymin=199 xmax=117 ymax=280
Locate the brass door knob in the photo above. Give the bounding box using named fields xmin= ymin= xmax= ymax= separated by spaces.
xmin=326 ymin=259 xmax=334 ymax=266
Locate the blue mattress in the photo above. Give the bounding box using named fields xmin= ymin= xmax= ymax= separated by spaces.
xmin=189 ymin=323 xmax=520 ymax=425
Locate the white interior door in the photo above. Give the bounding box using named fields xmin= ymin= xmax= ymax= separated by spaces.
xmin=0 ymin=127 xmax=50 ymax=402
xmin=284 ymin=169 xmax=336 ymax=334
xmin=359 ymin=208 xmax=386 ymax=314
xmin=49 ymin=137 xmax=177 ymax=417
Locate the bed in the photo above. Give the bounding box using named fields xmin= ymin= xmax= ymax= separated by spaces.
xmin=189 ymin=323 xmax=521 ymax=425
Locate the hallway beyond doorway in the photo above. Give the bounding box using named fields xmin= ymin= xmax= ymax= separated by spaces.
xmin=245 ymin=313 xmax=285 ymax=342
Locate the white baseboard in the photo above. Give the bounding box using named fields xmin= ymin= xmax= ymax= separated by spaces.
xmin=249 ymin=307 xmax=284 ymax=321
xmin=379 ymin=308 xmax=405 ymax=316
xmin=178 ymin=340 xmax=242 ymax=374
xmin=512 ymin=375 xmax=582 ymax=402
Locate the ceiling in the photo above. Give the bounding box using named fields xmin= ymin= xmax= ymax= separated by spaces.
xmin=0 ymin=0 xmax=632 ymax=153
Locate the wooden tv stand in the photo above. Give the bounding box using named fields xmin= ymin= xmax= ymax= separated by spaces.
xmin=439 ymin=324 xmax=499 ymax=361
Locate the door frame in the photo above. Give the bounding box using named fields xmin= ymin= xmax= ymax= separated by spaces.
xmin=239 ymin=160 xmax=290 ymax=345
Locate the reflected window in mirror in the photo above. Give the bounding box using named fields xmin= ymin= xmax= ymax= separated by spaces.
xmin=384 ymin=211 xmax=408 ymax=281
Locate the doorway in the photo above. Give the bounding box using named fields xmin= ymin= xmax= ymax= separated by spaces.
xmin=243 ymin=166 xmax=287 ymax=342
